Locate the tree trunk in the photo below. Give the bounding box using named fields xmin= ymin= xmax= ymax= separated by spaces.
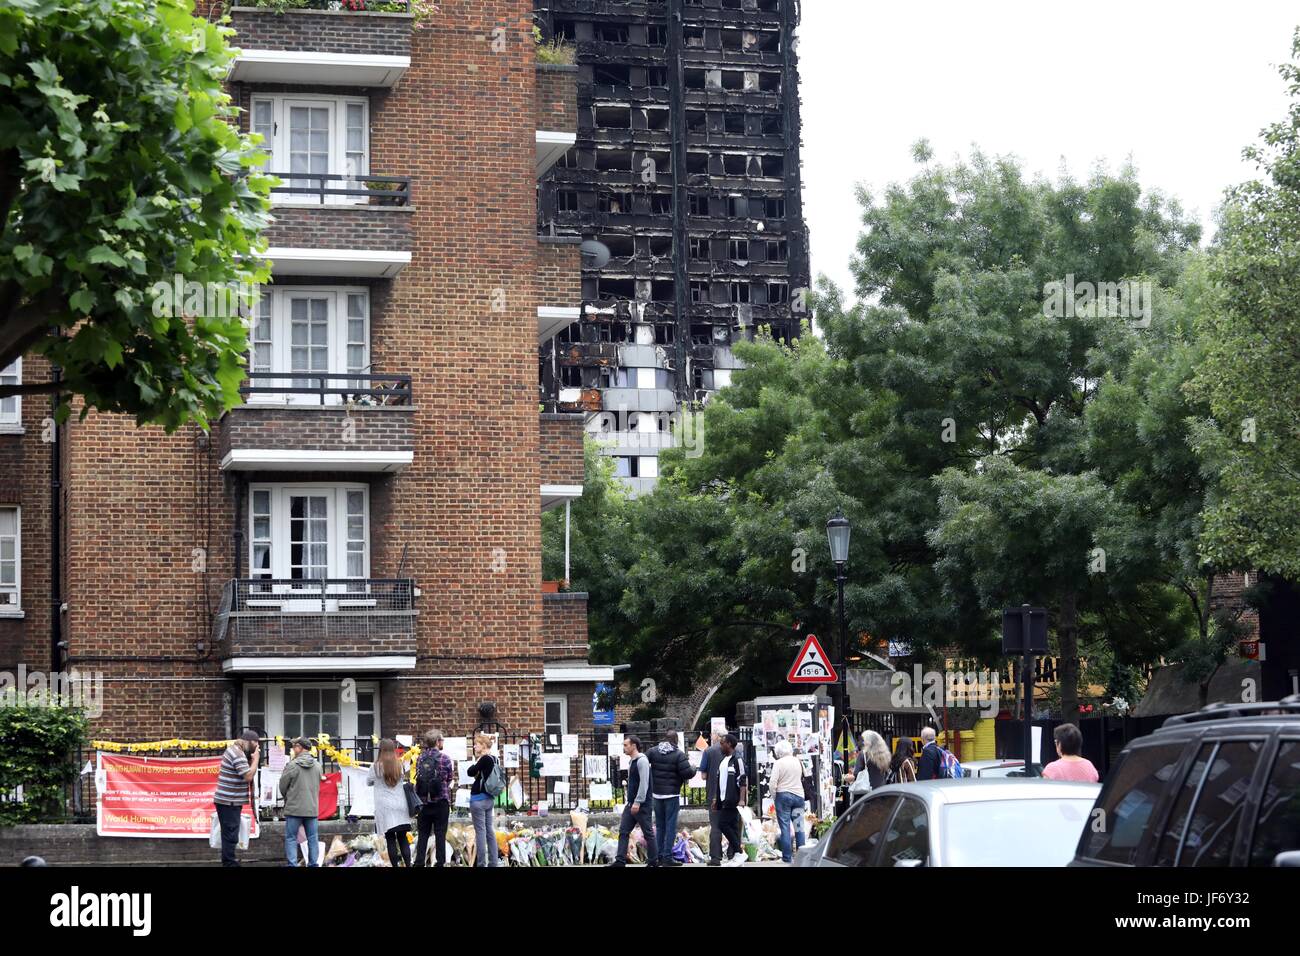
xmin=1058 ymin=591 xmax=1080 ymax=719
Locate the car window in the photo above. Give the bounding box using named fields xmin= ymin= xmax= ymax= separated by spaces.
xmin=825 ymin=795 xmax=898 ymax=867
xmin=1179 ymin=740 xmax=1265 ymax=867
xmin=879 ymin=797 xmax=928 ymax=866
xmin=944 ymin=797 xmax=1093 ymax=866
xmin=1251 ymin=739 xmax=1300 ymax=866
xmin=1078 ymin=742 xmax=1185 ymax=864
xmin=1153 ymin=744 xmax=1214 ymax=866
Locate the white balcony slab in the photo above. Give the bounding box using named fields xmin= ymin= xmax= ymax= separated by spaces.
xmin=536 ymin=130 xmax=577 ymax=174
xmin=229 ymin=49 xmax=409 ymax=87
xmin=263 ymin=247 xmax=410 ymax=278
xmin=541 ymin=482 xmax=583 ymax=511
xmin=223 ymin=655 xmax=417 ymax=674
xmin=539 ymin=305 xmax=580 ymax=342
xmin=543 ymin=664 xmax=615 ymax=683
xmin=221 ymin=449 xmax=413 ymax=472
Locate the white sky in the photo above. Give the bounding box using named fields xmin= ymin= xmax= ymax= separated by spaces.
xmin=799 ymin=0 xmax=1299 ymax=296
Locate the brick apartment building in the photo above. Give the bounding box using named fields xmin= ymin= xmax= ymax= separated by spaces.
xmin=535 ymin=0 xmax=810 ymax=493
xmin=0 ymin=0 xmax=615 ymax=745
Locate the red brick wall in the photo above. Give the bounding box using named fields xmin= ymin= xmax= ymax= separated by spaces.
xmin=9 ymin=2 xmax=561 ymax=741
xmin=535 ymin=65 xmax=577 ymax=131
xmin=228 ymin=7 xmax=414 ymax=57
xmin=0 ymin=354 xmax=59 ymax=674
xmin=542 ymin=591 xmax=588 ymax=660
xmin=218 ymin=405 xmax=414 ymax=460
xmin=264 ymin=206 xmax=414 ymax=252
xmin=539 ymin=413 xmax=584 ymax=486
xmin=537 ymin=237 xmax=582 ymax=307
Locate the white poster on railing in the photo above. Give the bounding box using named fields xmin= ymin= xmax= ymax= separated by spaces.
xmin=342 ymin=767 xmax=373 ymax=817
xmin=541 ymin=753 xmax=570 ymax=777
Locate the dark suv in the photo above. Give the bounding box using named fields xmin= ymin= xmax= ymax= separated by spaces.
xmin=1072 ymin=696 xmax=1300 ymax=867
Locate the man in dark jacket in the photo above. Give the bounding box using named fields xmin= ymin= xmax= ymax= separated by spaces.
xmin=696 ymin=732 xmax=724 ymax=865
xmin=646 ymin=732 xmax=693 ymax=866
xmin=413 ymin=730 xmax=455 ymax=867
xmin=611 ymin=735 xmax=656 ymax=866
xmin=917 ymin=726 xmax=944 ymax=780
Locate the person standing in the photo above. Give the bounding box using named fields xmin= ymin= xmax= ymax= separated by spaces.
xmin=1041 ymin=723 xmax=1100 ymax=782
xmin=413 ymin=730 xmax=454 ymax=867
xmin=917 ymin=727 xmax=944 ymax=780
xmin=646 ymin=731 xmax=693 ymax=866
xmin=467 ymin=733 xmax=500 ymax=867
xmin=769 ymin=739 xmax=806 ymax=864
xmin=715 ymin=733 xmax=748 ymax=866
xmin=610 ymin=735 xmax=656 ymax=867
xmin=846 ymin=729 xmax=892 ymax=801
xmin=889 ymin=737 xmax=918 ymax=784
xmin=696 ymin=732 xmax=725 ymax=866
xmin=213 ymin=730 xmax=260 ymax=867
xmin=368 ymin=738 xmax=413 ymax=867
xmin=279 ymin=737 xmax=321 ymax=867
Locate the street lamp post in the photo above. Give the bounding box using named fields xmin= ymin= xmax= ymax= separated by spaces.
xmin=826 ymin=513 xmax=851 ymax=757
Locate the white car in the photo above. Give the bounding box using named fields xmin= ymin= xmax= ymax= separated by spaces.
xmin=798 ymin=779 xmax=1100 ymax=867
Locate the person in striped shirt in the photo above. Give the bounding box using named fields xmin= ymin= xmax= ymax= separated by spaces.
xmin=214 ymin=730 xmax=260 ymax=867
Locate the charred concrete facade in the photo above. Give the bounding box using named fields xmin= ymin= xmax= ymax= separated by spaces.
xmin=1 ymin=1 xmax=611 ymax=744
xmin=536 ymin=0 xmax=810 ymax=493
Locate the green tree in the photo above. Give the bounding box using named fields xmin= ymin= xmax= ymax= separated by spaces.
xmin=0 ymin=0 xmax=272 ymax=429
xmin=1189 ymin=30 xmax=1300 ymax=578
xmin=562 ymin=148 xmax=1203 ymax=720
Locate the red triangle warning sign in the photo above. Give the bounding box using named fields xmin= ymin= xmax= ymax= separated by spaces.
xmin=787 ymin=633 xmax=838 ymax=684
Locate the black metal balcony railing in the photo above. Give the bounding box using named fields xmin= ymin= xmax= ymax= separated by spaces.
xmin=212 ymin=577 xmax=418 ymax=648
xmin=268 ymin=172 xmax=411 ymax=206
xmin=240 ymin=372 xmax=412 ymax=405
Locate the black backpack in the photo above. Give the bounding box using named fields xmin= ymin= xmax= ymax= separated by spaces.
xmin=416 ymin=751 xmax=440 ymax=801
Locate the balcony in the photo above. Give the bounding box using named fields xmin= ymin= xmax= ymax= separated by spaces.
xmin=219 ymin=373 xmax=414 ymax=473
xmin=543 ymin=590 xmax=590 ymax=664
xmin=228 ymin=6 xmax=413 ymax=87
xmin=263 ymin=173 xmax=413 ymax=277
xmin=536 ymin=64 xmax=578 ymax=174
xmin=541 ymin=412 xmax=584 ymax=510
xmin=213 ymin=578 xmax=418 ymax=674
xmin=537 ymin=236 xmax=582 ymax=341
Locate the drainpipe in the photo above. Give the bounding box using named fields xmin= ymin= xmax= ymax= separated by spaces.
xmin=50 ymin=364 xmax=62 ymax=676
xmin=564 ymin=499 xmax=571 ymax=584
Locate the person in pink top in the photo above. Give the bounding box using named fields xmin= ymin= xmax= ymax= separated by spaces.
xmin=1041 ymin=723 xmax=1100 ymax=782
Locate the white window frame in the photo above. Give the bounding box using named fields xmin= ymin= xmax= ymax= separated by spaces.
xmin=247 ymin=286 xmax=369 ymax=404
xmin=544 ymin=696 xmax=568 ymax=738
xmin=251 ymin=94 xmax=370 ymax=204
xmin=0 ymin=506 xmax=18 ymax=615
xmin=0 ymin=359 xmax=20 ymax=431
xmin=243 ymin=681 xmax=379 ymax=741
xmin=247 ymin=482 xmax=370 ymax=584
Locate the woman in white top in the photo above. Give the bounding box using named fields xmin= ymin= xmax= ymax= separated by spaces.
xmin=769 ymin=739 xmax=807 ymax=864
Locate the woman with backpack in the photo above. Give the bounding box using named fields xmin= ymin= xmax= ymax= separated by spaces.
xmin=367 ymin=738 xmax=413 ymax=867
xmin=889 ymin=737 xmax=918 ymax=784
xmin=468 ymin=733 xmax=501 ymax=867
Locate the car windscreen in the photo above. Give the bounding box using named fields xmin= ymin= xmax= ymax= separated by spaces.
xmin=942 ymin=797 xmax=1094 ymax=866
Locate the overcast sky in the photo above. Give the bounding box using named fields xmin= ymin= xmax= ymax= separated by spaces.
xmin=799 ymin=1 xmax=1299 ymax=296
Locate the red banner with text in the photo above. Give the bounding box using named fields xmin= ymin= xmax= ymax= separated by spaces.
xmin=96 ymin=753 xmax=259 ymax=839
